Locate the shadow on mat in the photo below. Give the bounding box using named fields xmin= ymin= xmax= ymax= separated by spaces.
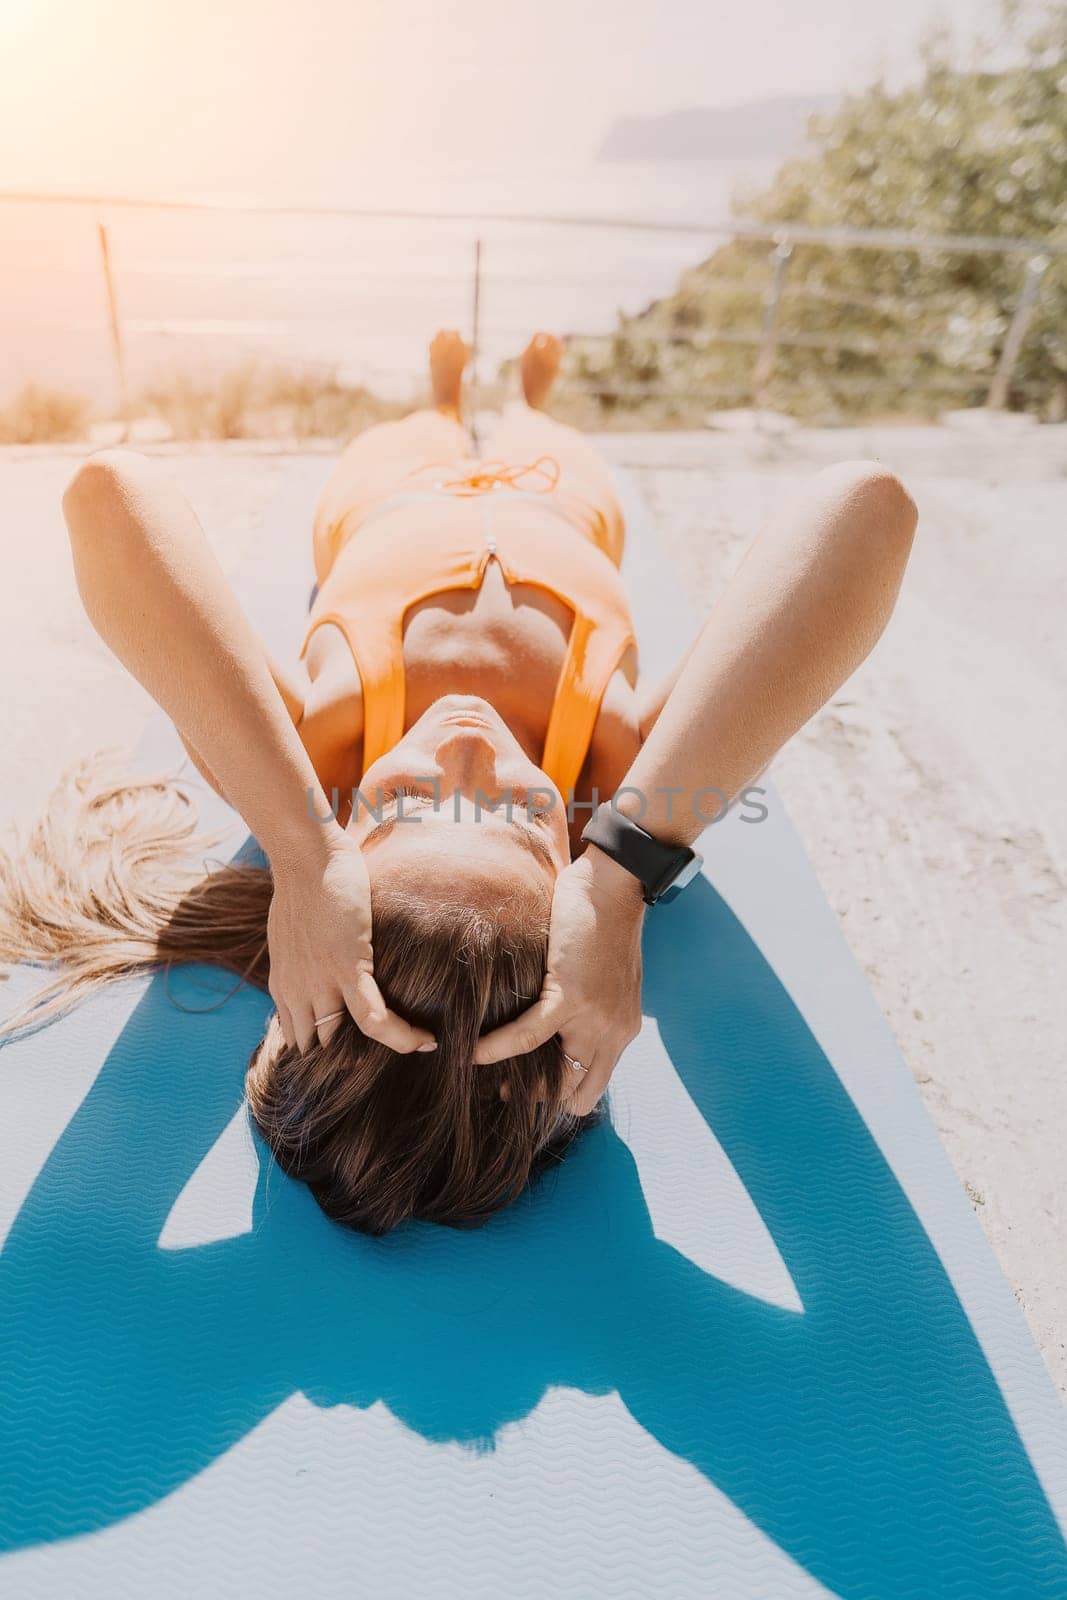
xmin=2 ymin=874 xmax=1064 ymax=1596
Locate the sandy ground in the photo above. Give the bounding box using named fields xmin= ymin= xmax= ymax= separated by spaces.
xmin=1 ymin=421 xmax=1064 ymax=1395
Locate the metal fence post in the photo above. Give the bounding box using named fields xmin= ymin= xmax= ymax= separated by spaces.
xmin=987 ymin=254 xmax=1048 ymax=410
xmin=97 ymin=221 xmax=131 ymax=437
xmin=468 ymin=237 xmax=483 ymax=446
xmin=753 ymin=237 xmax=793 ymax=399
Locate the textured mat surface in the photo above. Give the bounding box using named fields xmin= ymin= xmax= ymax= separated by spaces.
xmin=1 ymin=459 xmax=1066 ymax=1600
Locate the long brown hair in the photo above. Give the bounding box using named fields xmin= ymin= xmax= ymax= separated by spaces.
xmin=0 ymin=756 xmax=589 ymax=1234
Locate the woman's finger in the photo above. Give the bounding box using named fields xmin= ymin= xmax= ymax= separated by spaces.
xmin=273 ymin=999 xmax=297 ymax=1051
xmin=311 ymin=992 xmax=348 ymax=1048
xmin=473 ymin=990 xmax=570 ymax=1065
xmin=564 ymin=1053 xmax=611 ymax=1115
xmin=561 ymin=1031 xmax=621 ymax=1114
xmin=290 ymin=999 xmax=320 ymax=1056
xmin=344 ymin=970 xmax=436 ymax=1054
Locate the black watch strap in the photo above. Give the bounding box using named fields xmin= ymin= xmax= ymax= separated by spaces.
xmin=581 ymin=803 xmax=702 ymax=905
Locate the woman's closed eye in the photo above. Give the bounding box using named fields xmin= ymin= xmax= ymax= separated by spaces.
xmin=356 ymin=782 xmax=437 ymax=827
xmin=366 ymin=783 xmax=560 ymax=852
xmin=378 ymin=782 xmax=433 ymax=804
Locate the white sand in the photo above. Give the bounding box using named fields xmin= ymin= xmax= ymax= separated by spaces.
xmin=1 ymin=424 xmax=1064 ymax=1392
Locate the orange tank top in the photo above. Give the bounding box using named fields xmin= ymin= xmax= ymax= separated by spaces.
xmin=301 ymin=460 xmax=637 ymax=797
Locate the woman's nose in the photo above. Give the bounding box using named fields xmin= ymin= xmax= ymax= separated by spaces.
xmin=433 ymin=729 xmax=501 ymax=793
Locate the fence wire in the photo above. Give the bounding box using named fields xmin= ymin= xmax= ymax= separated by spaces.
xmin=1 ymin=189 xmax=1062 ymax=435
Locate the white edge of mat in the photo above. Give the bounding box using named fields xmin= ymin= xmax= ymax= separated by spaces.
xmin=613 ymin=466 xmax=1067 ymax=1525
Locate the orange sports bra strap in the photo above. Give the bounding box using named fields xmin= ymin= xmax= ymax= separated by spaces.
xmin=540 ymin=615 xmax=636 ymax=799
xmin=300 ymin=606 xmax=406 ymax=773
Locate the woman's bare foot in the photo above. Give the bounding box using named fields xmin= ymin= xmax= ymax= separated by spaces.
xmin=520 ymin=332 xmax=563 ymax=410
xmin=430 ymin=329 xmax=469 ymax=418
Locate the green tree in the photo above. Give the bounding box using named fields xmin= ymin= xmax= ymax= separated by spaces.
xmin=566 ymin=1 xmax=1067 ymax=422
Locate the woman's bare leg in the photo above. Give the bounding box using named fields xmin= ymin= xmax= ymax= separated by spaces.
xmin=312 ymin=332 xmax=471 ymax=581
xmin=481 ymin=334 xmax=627 ymax=564
xmin=427 ymin=327 xmax=470 ymax=421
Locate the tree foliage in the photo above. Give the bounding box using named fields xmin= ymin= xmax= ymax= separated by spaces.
xmin=564 ymin=1 xmax=1067 ymax=422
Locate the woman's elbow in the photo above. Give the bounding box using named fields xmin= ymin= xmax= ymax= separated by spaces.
xmin=62 ymin=449 xmax=158 ymax=625
xmin=817 ymin=459 xmax=919 ymax=568
xmin=62 ymin=448 xmax=151 ymax=546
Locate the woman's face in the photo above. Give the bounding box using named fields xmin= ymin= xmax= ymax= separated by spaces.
xmin=350 ymin=695 xmax=570 ymax=907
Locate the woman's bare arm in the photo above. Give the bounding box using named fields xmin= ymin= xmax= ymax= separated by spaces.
xmin=636 ymin=642 xmax=696 ymax=743
xmin=618 ymin=460 xmax=918 ymax=846
xmin=62 ymin=449 xmax=432 ymax=1055
xmin=179 ymin=640 xmax=358 ymax=808
xmin=179 ymin=646 xmax=309 ymax=805
xmin=63 ymin=450 xmax=328 ymax=863
xmin=476 ymin=460 xmax=917 ymax=1102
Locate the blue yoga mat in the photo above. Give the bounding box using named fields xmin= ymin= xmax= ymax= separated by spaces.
xmin=1 ymin=459 xmax=1065 ymax=1599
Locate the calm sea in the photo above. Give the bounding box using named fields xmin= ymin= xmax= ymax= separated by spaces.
xmin=0 ymin=157 xmax=777 ymax=407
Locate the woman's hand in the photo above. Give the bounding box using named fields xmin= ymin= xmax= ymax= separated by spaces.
xmin=473 ymin=845 xmax=645 ymax=1113
xmin=266 ymin=826 xmax=436 ymax=1055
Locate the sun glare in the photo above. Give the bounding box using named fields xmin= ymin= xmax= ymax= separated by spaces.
xmin=0 ymin=0 xmax=35 ymax=31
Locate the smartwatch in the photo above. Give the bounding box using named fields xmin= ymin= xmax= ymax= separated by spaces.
xmin=581 ymin=803 xmax=704 ymax=905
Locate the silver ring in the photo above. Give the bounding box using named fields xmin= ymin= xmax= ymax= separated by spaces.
xmin=313 ymin=1009 xmax=346 ymax=1028
xmin=563 ymin=1052 xmax=587 ymax=1075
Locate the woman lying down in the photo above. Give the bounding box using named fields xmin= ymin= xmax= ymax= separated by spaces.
xmin=0 ymin=331 xmax=917 ymax=1233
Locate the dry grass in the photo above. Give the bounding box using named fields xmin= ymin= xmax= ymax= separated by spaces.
xmin=0 ymin=383 xmax=93 ymax=445
xmin=0 ymin=354 xmax=840 ymax=444
xmin=137 ymin=360 xmax=406 ymax=440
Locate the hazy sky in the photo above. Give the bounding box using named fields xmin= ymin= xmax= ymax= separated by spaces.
xmin=0 ymin=0 xmax=1005 ymax=199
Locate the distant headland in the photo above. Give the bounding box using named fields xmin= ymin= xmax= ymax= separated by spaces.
xmin=598 ymin=94 xmax=836 ymax=162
